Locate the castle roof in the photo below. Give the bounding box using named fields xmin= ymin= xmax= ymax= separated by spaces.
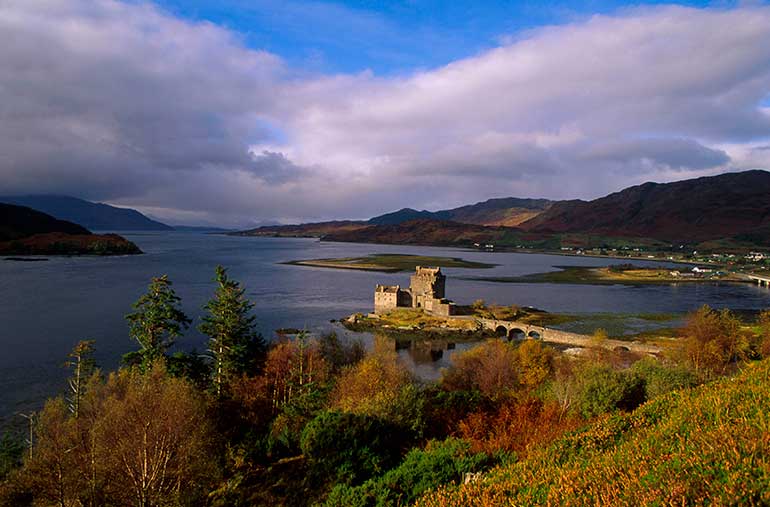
xmin=375 ymin=284 xmax=400 ymax=293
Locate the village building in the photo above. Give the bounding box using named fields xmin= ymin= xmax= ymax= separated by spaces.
xmin=374 ymin=266 xmax=456 ymax=316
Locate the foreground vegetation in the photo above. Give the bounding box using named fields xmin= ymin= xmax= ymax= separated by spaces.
xmin=417 ymin=357 xmax=770 ymax=506
xmin=1 ymin=267 xmax=769 ymax=506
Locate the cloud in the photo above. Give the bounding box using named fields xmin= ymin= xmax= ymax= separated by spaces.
xmin=0 ymin=1 xmax=769 ymax=225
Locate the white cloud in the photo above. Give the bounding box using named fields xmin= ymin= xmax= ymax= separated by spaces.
xmin=0 ymin=1 xmax=769 ymax=225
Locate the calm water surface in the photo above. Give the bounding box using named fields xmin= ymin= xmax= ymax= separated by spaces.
xmin=1 ymin=232 xmax=769 ymax=420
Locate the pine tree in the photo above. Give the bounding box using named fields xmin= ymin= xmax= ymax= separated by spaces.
xmin=200 ymin=266 xmax=266 ymax=396
xmin=125 ymin=275 xmax=191 ymax=369
xmin=65 ymin=339 xmax=96 ymax=418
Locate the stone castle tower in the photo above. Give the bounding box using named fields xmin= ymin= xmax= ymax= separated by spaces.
xmin=374 ymin=266 xmax=455 ymax=316
xmin=409 ymin=266 xmax=446 ymax=308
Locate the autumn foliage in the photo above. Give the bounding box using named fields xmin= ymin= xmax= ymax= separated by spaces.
xmin=2 ymin=364 xmax=216 ymax=506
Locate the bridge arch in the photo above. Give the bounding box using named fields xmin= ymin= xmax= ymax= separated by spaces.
xmin=494 ymin=325 xmax=508 ymax=337
xmin=508 ymin=328 xmax=526 ymax=340
xmin=528 ymin=330 xmax=542 ymax=340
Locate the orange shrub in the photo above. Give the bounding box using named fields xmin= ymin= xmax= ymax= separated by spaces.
xmin=457 ymin=397 xmax=582 ymax=456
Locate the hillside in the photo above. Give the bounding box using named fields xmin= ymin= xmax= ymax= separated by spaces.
xmin=519 ymin=170 xmax=770 ymax=243
xmin=417 ymin=358 xmax=770 ymax=506
xmin=0 ymin=203 xmax=90 ymax=241
xmin=323 ymin=219 xmax=514 ymax=246
xmin=367 ymin=198 xmax=553 ymax=227
xmin=0 ymin=195 xmax=172 ymax=231
xmin=233 ymin=197 xmax=553 ymax=239
xmin=0 ymin=203 xmax=141 ymax=255
xmin=443 ymin=197 xmax=553 ymax=226
xmin=235 ymin=170 xmax=770 ymax=248
xmin=233 ymin=220 xmax=368 ymax=238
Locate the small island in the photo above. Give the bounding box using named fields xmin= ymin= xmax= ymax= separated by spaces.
xmin=0 ymin=203 xmax=142 ymax=256
xmin=285 ymin=253 xmax=494 ymax=272
xmin=343 ymin=265 xmax=662 ymax=355
xmin=466 ymin=263 xmax=741 ymax=285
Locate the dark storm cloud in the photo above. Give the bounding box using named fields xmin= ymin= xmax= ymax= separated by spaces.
xmin=1 ymin=1 xmax=769 ymax=225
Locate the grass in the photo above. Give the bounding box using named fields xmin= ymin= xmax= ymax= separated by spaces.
xmin=364 ymin=308 xmax=480 ymax=332
xmin=285 ymin=253 xmax=495 ymax=272
xmin=467 ymin=266 xmax=737 ymax=285
xmin=417 ymin=358 xmax=770 ymax=506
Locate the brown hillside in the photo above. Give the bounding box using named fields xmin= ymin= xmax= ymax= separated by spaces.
xmin=520 ymin=170 xmax=770 ymax=243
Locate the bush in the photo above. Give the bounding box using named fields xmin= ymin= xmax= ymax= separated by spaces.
xmin=458 ymin=397 xmax=582 ymax=456
xmin=300 ymin=411 xmax=407 ymax=486
xmin=324 ymin=438 xmax=495 ymax=507
xmin=632 ymin=357 xmax=698 ymax=400
xmin=576 ymin=366 xmax=645 ymax=418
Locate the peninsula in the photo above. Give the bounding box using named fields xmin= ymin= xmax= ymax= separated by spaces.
xmin=0 ymin=203 xmax=142 ymax=256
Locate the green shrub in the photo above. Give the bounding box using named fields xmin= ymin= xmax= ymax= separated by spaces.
xmin=576 ymin=366 xmax=645 ymax=418
xmin=324 ymin=438 xmax=495 ymax=507
xmin=300 ymin=411 xmax=407 ymax=486
xmin=632 ymin=357 xmax=698 ymax=400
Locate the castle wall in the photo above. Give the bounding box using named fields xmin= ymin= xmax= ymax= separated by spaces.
xmin=374 ymin=291 xmax=397 ymax=314
xmin=423 ymin=297 xmax=455 ymax=316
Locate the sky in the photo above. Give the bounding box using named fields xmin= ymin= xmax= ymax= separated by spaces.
xmin=1 ymin=0 xmax=769 ymax=226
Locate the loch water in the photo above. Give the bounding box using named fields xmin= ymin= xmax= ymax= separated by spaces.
xmin=1 ymin=231 xmax=769 ymax=421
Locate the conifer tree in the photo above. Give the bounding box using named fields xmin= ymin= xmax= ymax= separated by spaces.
xmin=125 ymin=275 xmax=191 ymax=369
xmin=65 ymin=339 xmax=96 ymax=418
xmin=200 ymin=266 xmax=266 ymax=396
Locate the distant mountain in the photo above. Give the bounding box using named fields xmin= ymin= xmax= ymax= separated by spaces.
xmin=0 ymin=204 xmax=141 ymax=255
xmin=519 ymin=170 xmax=770 ymax=243
xmin=235 ymin=170 xmax=770 ymax=249
xmin=0 ymin=195 xmax=172 ymax=231
xmin=0 ymin=203 xmax=90 ymax=241
xmin=367 ymin=198 xmax=553 ymax=227
xmin=368 ymin=208 xmax=448 ymax=225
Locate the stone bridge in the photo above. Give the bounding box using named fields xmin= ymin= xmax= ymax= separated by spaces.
xmin=477 ymin=318 xmax=661 ymax=355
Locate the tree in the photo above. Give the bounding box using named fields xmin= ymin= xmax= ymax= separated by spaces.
xmin=199 ymin=266 xmax=266 ymax=396
xmin=332 ymin=348 xmax=423 ymax=433
xmin=264 ymin=333 xmax=329 ymax=413
xmin=677 ymin=305 xmax=751 ymax=379
xmin=11 ymin=364 xmax=217 ymax=507
xmin=125 ymin=275 xmax=191 ymax=369
xmin=96 ymin=365 xmax=217 ymax=506
xmin=65 ymin=340 xmax=96 ymax=418
xmin=441 ymin=340 xmax=519 ymax=398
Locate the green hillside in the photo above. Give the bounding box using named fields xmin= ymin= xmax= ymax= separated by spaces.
xmin=417 ymin=359 xmax=770 ymax=506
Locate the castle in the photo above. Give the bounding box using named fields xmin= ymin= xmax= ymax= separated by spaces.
xmin=374 ymin=266 xmax=456 ymax=316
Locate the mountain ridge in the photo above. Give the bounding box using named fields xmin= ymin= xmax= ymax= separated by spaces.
xmin=0 ymin=195 xmax=172 ymax=231
xmin=0 ymin=203 xmax=142 ymax=255
xmin=234 ymin=170 xmax=770 ymax=248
